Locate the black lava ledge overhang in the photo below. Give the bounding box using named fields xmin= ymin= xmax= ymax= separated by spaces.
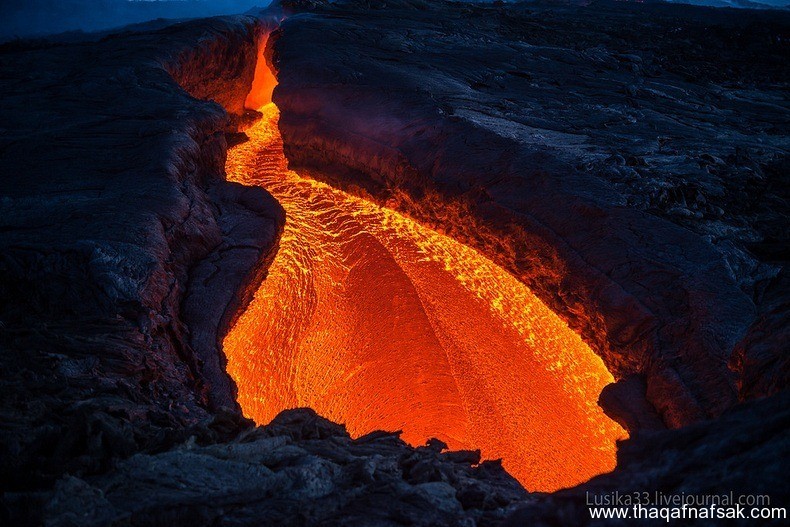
xmin=270 ymin=0 xmax=789 ymax=431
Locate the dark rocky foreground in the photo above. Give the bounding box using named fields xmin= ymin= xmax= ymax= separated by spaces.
xmin=1 ymin=0 xmax=788 ymax=525
xmin=0 ymin=12 xmax=283 ymax=514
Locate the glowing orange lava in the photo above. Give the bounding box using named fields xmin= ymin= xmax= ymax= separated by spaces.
xmin=244 ymin=35 xmax=277 ymax=111
xmin=222 ymin=57 xmax=625 ymax=491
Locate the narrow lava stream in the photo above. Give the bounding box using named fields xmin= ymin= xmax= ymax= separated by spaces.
xmin=223 ymin=76 xmax=625 ymax=491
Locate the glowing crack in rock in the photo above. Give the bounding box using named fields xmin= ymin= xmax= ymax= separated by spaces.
xmin=223 ymin=64 xmax=625 ymax=490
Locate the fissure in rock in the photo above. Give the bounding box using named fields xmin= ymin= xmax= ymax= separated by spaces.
xmin=222 ymin=44 xmax=626 ymax=491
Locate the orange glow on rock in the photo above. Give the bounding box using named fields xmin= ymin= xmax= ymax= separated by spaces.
xmin=244 ymin=35 xmax=277 ymax=111
xmin=223 ymin=57 xmax=626 ymax=491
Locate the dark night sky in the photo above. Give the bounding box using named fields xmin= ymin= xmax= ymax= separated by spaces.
xmin=0 ymin=1 xmax=271 ymax=41
xmin=0 ymin=0 xmax=786 ymax=41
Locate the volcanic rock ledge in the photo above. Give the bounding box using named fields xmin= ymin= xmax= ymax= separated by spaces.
xmin=0 ymin=14 xmax=282 ymax=496
xmin=42 ymin=409 xmax=528 ymax=527
xmin=271 ymin=0 xmax=789 ymax=429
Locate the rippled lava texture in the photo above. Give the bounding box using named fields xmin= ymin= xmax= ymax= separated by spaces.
xmin=223 ymin=97 xmax=625 ymax=490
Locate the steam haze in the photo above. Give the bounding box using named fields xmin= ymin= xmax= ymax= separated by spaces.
xmin=0 ymin=0 xmax=270 ymax=41
xmin=2 ymin=0 xmax=786 ymax=41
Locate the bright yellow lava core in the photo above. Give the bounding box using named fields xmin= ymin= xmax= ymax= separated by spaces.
xmin=223 ymin=99 xmax=625 ymax=491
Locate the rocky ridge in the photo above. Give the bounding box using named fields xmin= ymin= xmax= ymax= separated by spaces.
xmin=0 ymin=13 xmax=281 ymax=496
xmin=271 ymin=0 xmax=789 ymax=428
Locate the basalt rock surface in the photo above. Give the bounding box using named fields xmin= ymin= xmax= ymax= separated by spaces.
xmin=271 ymin=0 xmax=789 ymax=428
xmin=0 ymin=14 xmax=283 ymax=496
xmin=34 ymin=394 xmax=788 ymax=527
xmin=41 ymin=409 xmax=528 ymax=527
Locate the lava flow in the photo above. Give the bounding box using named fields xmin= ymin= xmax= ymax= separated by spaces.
xmin=223 ymin=70 xmax=626 ymax=492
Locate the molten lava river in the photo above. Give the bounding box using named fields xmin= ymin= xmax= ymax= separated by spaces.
xmin=223 ymin=103 xmax=626 ymax=491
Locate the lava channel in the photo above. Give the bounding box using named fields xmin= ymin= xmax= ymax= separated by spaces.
xmin=222 ymin=57 xmax=626 ymax=492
